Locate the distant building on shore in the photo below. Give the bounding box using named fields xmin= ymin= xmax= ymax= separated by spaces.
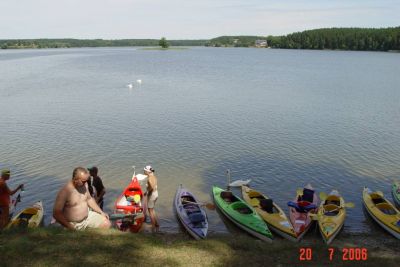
xmin=255 ymin=39 xmax=268 ymax=48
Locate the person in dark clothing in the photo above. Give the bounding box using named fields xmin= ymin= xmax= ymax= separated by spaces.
xmin=88 ymin=167 xmax=105 ymax=210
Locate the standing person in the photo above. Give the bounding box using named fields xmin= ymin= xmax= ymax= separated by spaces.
xmin=0 ymin=169 xmax=24 ymax=229
xmin=144 ymin=165 xmax=159 ymax=232
xmin=88 ymin=167 xmax=105 ymax=210
xmin=53 ymin=167 xmax=110 ymax=230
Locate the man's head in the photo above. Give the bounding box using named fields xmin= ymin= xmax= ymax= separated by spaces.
xmin=72 ymin=167 xmax=89 ymax=187
xmin=1 ymin=168 xmax=10 ymax=180
xmin=88 ymin=166 xmax=98 ymax=177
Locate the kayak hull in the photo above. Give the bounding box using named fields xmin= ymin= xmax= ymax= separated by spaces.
xmin=212 ymin=186 xmax=273 ymax=242
xmin=6 ymin=201 xmax=44 ymax=229
xmin=174 ymin=185 xmax=208 ymax=239
xmin=392 ymin=182 xmax=400 ymax=208
xmin=316 ymin=190 xmax=346 ymax=244
xmin=363 ymin=187 xmax=400 ymax=239
xmin=288 ymin=184 xmax=319 ymax=240
xmin=114 ymin=176 xmax=145 ymax=233
xmin=241 ymin=186 xmax=297 ymax=241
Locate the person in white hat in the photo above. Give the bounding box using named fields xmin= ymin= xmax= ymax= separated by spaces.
xmin=144 ymin=165 xmax=159 ymax=232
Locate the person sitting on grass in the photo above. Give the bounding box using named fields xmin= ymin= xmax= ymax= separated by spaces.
xmin=0 ymin=169 xmax=24 ymax=229
xmin=53 ymin=167 xmax=111 ymax=230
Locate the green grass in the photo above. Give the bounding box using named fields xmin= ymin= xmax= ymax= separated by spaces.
xmin=0 ymin=228 xmax=399 ymax=266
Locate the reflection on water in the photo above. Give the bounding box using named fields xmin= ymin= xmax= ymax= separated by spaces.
xmin=1 ymin=47 xmax=400 ymax=235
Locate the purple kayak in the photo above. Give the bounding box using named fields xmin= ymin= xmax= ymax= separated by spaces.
xmin=174 ymin=185 xmax=208 ymax=239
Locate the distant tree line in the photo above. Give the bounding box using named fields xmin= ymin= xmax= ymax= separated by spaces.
xmin=207 ymin=27 xmax=400 ymax=51
xmin=1 ymin=27 xmax=399 ymax=51
xmin=206 ymin=36 xmax=263 ymax=47
xmin=268 ymin=27 xmax=400 ymax=51
xmin=0 ymin=39 xmax=207 ymax=49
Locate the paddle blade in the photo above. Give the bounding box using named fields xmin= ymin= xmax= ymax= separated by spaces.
xmin=345 ymin=202 xmax=355 ymax=208
xmin=319 ymin=192 xmax=327 ymax=201
xmin=296 ymin=188 xmax=303 ymax=196
xmin=205 ymin=203 xmax=216 ymax=210
xmin=309 ymin=214 xmax=319 ymax=221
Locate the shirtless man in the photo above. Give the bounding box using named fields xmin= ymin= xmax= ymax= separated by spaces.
xmin=53 ymin=167 xmax=111 ymax=230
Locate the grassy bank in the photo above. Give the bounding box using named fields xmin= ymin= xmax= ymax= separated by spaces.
xmin=0 ymin=228 xmax=399 ymax=267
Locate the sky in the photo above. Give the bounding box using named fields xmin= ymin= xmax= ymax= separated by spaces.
xmin=0 ymin=0 xmax=399 ymax=39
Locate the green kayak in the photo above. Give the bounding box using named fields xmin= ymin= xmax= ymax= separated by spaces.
xmin=392 ymin=181 xmax=400 ymax=208
xmin=212 ymin=186 xmax=273 ymax=242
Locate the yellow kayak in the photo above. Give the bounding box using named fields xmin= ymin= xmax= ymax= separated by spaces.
xmin=316 ymin=190 xmax=346 ymax=244
xmin=6 ymin=201 xmax=44 ymax=229
xmin=362 ymin=187 xmax=400 ymax=239
xmin=241 ymin=186 xmax=297 ymax=241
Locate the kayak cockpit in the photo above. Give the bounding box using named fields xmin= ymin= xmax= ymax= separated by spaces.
xmin=323 ymin=204 xmax=340 ymax=216
xmin=376 ymin=203 xmax=397 ymax=215
xmin=220 ymin=191 xmax=239 ymax=204
xmin=246 ymin=190 xmax=279 ymax=214
xmin=231 ymin=202 xmax=253 ymax=214
xmin=369 ymin=192 xmax=397 ymax=215
xmin=181 ymin=195 xmax=206 ymax=226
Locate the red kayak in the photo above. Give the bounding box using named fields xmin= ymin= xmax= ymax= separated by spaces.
xmin=287 ymin=184 xmax=319 ymax=240
xmin=114 ymin=175 xmax=146 ymax=232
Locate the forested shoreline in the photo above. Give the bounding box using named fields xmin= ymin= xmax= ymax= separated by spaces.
xmin=1 ymin=27 xmax=399 ymax=51
xmin=268 ymin=27 xmax=400 ymax=51
xmin=0 ymin=39 xmax=207 ymax=49
xmin=208 ymin=27 xmax=400 ymax=51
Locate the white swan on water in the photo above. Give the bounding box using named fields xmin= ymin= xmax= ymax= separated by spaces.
xmin=136 ymin=79 xmax=142 ymax=84
xmin=127 ymin=83 xmax=133 ymax=89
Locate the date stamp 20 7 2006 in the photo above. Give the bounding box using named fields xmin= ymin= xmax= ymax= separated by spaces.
xmin=299 ymin=247 xmax=368 ymax=261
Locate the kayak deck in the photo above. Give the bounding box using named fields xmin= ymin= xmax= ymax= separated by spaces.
xmin=213 ymin=186 xmax=273 ymax=242
xmin=363 ymin=187 xmax=400 ymax=239
xmin=114 ymin=176 xmax=145 ymax=232
xmin=7 ymin=201 xmax=43 ymax=229
xmin=174 ymin=185 xmax=208 ymax=239
xmin=241 ymin=186 xmax=296 ymax=241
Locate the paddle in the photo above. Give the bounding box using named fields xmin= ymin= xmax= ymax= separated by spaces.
xmin=9 ymin=187 xmax=23 ymax=219
xmin=319 ymin=192 xmax=327 ymax=201
xmin=310 ymin=202 xmax=355 ymax=221
xmin=109 ymin=213 xmax=144 ymax=221
xmin=296 ymin=188 xmax=303 ymax=196
xmin=182 ymin=201 xmax=216 ymax=210
xmin=226 ymin=169 xmax=231 ymax=190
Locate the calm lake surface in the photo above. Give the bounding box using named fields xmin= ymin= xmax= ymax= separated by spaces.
xmin=1 ymin=47 xmax=399 ymax=236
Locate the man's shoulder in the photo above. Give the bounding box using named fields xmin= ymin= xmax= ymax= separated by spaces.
xmin=59 ymin=181 xmax=74 ymax=193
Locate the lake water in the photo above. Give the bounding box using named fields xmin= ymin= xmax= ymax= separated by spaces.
xmin=1 ymin=47 xmax=399 ymax=236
